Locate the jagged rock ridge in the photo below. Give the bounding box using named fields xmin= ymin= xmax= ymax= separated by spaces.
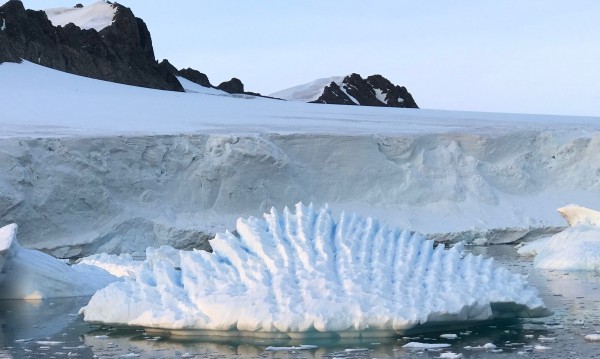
xmin=312 ymin=73 xmax=418 ymax=108
xmin=158 ymin=59 xmax=267 ymax=97
xmin=0 ymin=0 xmax=182 ymax=91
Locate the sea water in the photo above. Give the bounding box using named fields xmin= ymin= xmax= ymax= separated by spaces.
xmin=1 ymin=245 xmax=600 ymax=359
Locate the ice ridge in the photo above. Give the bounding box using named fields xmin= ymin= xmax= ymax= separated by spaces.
xmin=81 ymin=203 xmax=548 ymax=337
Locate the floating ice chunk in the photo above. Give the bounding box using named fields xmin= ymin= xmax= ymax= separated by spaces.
xmin=0 ymin=224 xmax=117 ymax=299
xmin=538 ymin=335 xmax=556 ymax=342
xmin=439 ymin=352 xmax=463 ymax=358
xmin=463 ymin=343 xmax=496 ymax=350
xmin=265 ymin=345 xmax=318 ymax=351
xmin=81 ymin=203 xmax=548 ymax=337
xmin=585 ymin=334 xmax=600 ymax=341
xmin=403 ymin=342 xmax=451 ymax=349
xmin=518 ymin=205 xmax=600 ymax=271
xmin=440 ymin=334 xmax=458 ymax=339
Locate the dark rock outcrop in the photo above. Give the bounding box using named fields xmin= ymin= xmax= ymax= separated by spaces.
xmin=158 ymin=59 xmax=214 ymax=89
xmin=0 ymin=0 xmax=182 ymax=91
xmin=315 ymin=82 xmax=358 ymax=105
xmin=217 ymin=78 xmax=244 ymax=94
xmin=312 ymin=73 xmax=418 ymax=108
xmin=366 ymin=74 xmax=418 ymax=108
xmin=178 ymin=67 xmax=212 ymax=88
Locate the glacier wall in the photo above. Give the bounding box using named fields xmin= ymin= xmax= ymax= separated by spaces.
xmin=1 ymin=131 xmax=600 ymax=257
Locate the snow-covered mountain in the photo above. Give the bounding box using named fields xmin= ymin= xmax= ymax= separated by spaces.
xmin=271 ymin=73 xmax=418 ymax=108
xmin=0 ymin=0 xmax=182 ymax=91
xmin=270 ymin=76 xmax=345 ymax=102
xmin=1 ymin=60 xmax=600 ymax=258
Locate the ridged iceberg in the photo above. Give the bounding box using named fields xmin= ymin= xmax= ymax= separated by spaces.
xmin=81 ymin=203 xmax=548 ymax=338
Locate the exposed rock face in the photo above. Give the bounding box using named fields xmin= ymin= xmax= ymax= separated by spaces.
xmin=0 ymin=0 xmax=182 ymax=91
xmin=316 ymin=82 xmax=357 ymax=105
xmin=217 ymin=78 xmax=244 ymax=94
xmin=312 ymin=73 xmax=418 ymax=108
xmin=178 ymin=67 xmax=212 ymax=88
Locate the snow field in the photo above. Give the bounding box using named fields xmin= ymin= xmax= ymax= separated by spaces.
xmin=44 ymin=1 xmax=116 ymax=32
xmin=80 ymin=203 xmax=548 ymax=337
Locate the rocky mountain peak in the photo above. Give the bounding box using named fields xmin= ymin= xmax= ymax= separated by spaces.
xmin=0 ymin=0 xmax=182 ymax=91
xmin=311 ymin=73 xmax=418 ymax=108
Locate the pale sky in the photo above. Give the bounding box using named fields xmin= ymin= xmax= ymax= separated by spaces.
xmin=9 ymin=0 xmax=600 ymax=116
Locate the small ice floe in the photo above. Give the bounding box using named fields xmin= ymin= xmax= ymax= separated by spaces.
xmin=538 ymin=335 xmax=556 ymax=342
xmin=14 ymin=338 xmax=32 ymax=343
xmin=573 ymin=320 xmax=585 ymax=325
xmin=403 ymin=342 xmax=451 ymax=349
xmin=440 ymin=334 xmax=458 ymax=339
xmin=94 ymin=335 xmax=109 ymax=339
xmin=119 ymin=353 xmax=140 ymax=358
xmin=265 ymin=345 xmax=318 ymax=351
xmin=180 ymin=354 xmax=196 ymax=359
xmin=524 ymin=334 xmax=534 ymax=338
xmin=584 ymin=334 xmax=600 ymax=341
xmin=463 ymin=343 xmax=496 ymax=350
xmin=63 ymin=345 xmax=87 ymax=350
xmin=35 ymin=341 xmax=64 ymax=345
xmin=439 ymin=352 xmax=463 ymax=358
xmin=344 ymin=348 xmax=369 ymax=352
xmin=534 ymin=345 xmax=551 ymax=350
xmin=67 ymin=352 xmax=81 ymax=357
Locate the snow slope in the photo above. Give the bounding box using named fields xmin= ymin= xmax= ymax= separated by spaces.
xmin=81 ymin=203 xmax=548 ymax=337
xmin=1 ymin=61 xmax=600 ymax=256
xmin=518 ymin=205 xmax=600 ymax=271
xmin=176 ymin=76 xmax=228 ymax=96
xmin=44 ymin=1 xmax=116 ymax=32
xmin=0 ymin=224 xmax=117 ymax=299
xmin=270 ymin=76 xmax=344 ymax=102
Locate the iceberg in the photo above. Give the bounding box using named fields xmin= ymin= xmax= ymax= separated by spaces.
xmin=0 ymin=224 xmax=117 ymax=300
xmin=81 ymin=203 xmax=548 ymax=338
xmin=518 ymin=205 xmax=600 ymax=271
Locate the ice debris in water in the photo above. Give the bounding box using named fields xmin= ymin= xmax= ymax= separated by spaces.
xmin=81 ymin=203 xmax=548 ymax=337
xmin=518 ymin=205 xmax=600 ymax=271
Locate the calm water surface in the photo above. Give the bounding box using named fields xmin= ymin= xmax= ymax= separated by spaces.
xmin=1 ymin=245 xmax=600 ymax=358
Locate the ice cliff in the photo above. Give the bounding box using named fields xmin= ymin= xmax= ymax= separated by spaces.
xmin=81 ymin=203 xmax=548 ymax=337
xmin=2 ymin=131 xmax=600 ymax=258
